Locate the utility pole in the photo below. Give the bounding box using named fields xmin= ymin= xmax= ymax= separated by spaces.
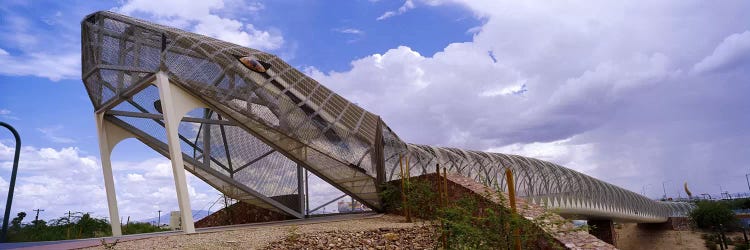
xmin=157 ymin=210 xmax=162 ymax=227
xmin=641 ymin=184 xmax=652 ymax=196
xmin=33 ymin=209 xmax=44 ymax=222
xmin=662 ymin=180 xmax=671 ymax=199
xmin=745 ymin=173 xmax=750 ymax=193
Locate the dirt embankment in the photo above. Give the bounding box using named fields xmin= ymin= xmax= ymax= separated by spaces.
xmin=616 ymin=223 xmax=712 ymax=250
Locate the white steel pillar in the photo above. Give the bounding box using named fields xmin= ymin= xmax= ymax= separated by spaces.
xmin=155 ymin=71 xmax=205 ymax=234
xmin=95 ymin=113 xmax=134 ymax=236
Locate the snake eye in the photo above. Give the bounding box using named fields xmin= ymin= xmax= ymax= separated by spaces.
xmin=239 ymin=56 xmax=271 ymax=73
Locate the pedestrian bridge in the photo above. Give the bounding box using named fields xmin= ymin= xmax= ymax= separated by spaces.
xmin=81 ymin=11 xmax=692 ymax=234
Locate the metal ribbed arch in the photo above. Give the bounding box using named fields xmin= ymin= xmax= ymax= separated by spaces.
xmin=390 ymin=143 xmax=694 ymax=223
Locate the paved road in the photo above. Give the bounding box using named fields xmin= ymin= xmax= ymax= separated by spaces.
xmin=0 ymin=212 xmax=379 ymax=250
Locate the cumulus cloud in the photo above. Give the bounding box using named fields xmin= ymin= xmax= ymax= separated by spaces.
xmin=117 ymin=0 xmax=284 ymax=50
xmin=692 ymin=30 xmax=750 ymax=74
xmin=126 ymin=173 xmax=145 ymax=182
xmin=488 ymin=138 xmax=596 ymax=173
xmin=0 ymin=141 xmax=219 ymax=221
xmin=310 ymin=0 xmax=750 ymax=199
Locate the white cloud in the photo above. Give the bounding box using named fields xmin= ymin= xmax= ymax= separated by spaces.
xmin=377 ymin=0 xmax=416 ymax=20
xmin=118 ymin=0 xmax=284 ymax=50
xmin=0 ymin=12 xmax=81 ymax=81
xmin=0 ymin=108 xmax=17 ymax=120
xmin=37 ymin=126 xmax=77 ymax=144
xmin=0 ymin=141 xmax=219 ymax=221
xmin=488 ymin=138 xmax=597 ymax=173
xmin=126 ymin=173 xmax=145 ymax=182
xmin=334 ymin=28 xmax=364 ymax=35
xmin=309 ymin=0 xmax=750 ymax=198
xmin=193 ymin=16 xmax=284 ymax=50
xmin=692 ymin=30 xmax=750 ymax=74
xmin=0 ymin=49 xmax=80 ymax=81
xmin=0 ymin=1 xmax=282 ymax=81
xmin=479 ymin=81 xmax=527 ymax=97
xmin=118 ymin=0 xmax=224 ymax=19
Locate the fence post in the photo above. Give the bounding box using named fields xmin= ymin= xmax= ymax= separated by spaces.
xmin=505 ymin=168 xmax=521 ymax=250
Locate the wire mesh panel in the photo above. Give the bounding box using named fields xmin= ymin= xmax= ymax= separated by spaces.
xmin=82 ymin=11 xmax=380 ymax=213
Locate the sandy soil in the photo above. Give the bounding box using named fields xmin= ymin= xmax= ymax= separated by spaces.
xmin=615 ymin=223 xmax=709 ymax=250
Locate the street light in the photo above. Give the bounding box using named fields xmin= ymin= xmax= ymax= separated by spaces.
xmin=0 ymin=122 xmax=20 ymax=243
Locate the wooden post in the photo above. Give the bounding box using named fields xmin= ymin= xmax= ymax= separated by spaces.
xmin=443 ymin=167 xmax=450 ymax=246
xmin=399 ymin=154 xmax=409 ymax=222
xmin=435 ymin=164 xmax=447 ymax=247
xmin=404 ymin=154 xmax=412 ymax=222
xmin=443 ymin=167 xmax=449 ymax=207
xmin=436 ymin=164 xmax=443 ymax=207
xmin=505 ymin=168 xmax=521 ymax=250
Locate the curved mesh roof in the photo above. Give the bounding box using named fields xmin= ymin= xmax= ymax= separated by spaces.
xmin=81 ymin=11 xmax=692 ymax=222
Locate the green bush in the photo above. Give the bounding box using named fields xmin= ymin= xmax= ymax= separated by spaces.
xmin=689 ymin=201 xmax=739 ymax=230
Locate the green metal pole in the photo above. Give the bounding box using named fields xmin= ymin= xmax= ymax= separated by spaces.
xmin=0 ymin=122 xmax=21 ymax=242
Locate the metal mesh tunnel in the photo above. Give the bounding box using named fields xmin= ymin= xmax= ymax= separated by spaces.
xmin=81 ymin=11 xmax=692 ymax=223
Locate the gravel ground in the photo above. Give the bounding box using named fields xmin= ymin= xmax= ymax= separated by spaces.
xmin=82 ymin=214 xmax=428 ymax=250
xmin=266 ymin=226 xmax=437 ymax=249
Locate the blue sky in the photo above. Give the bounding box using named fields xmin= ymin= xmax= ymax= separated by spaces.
xmin=2 ymin=0 xmax=750 ymax=221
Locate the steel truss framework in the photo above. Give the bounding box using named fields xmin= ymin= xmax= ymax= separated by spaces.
xmin=81 ymin=11 xmax=692 ymax=233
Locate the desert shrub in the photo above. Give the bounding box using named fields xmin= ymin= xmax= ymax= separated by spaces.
xmin=381 ymin=175 xmax=582 ymax=249
xmin=6 ymin=212 xmax=111 ymax=242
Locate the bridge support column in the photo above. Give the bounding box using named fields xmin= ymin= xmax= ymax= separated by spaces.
xmin=588 ymin=219 xmax=616 ymax=245
xmin=155 ymin=71 xmax=207 ymax=234
xmin=95 ymin=113 xmax=136 ymax=236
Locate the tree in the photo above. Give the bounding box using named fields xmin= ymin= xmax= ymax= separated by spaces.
xmin=690 ymin=201 xmax=738 ymax=230
xmin=10 ymin=212 xmax=26 ymax=230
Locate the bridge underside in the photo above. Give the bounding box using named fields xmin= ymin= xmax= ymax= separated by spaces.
xmin=81 ymin=11 xmax=693 ymax=233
